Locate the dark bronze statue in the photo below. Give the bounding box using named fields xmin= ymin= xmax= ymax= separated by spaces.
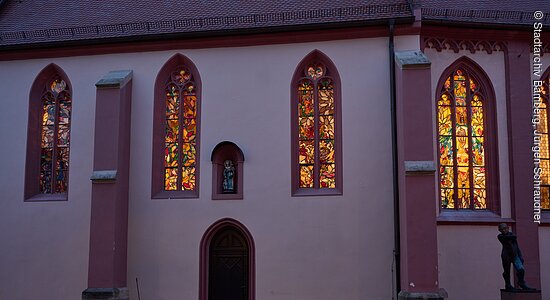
xmin=497 ymin=223 xmax=534 ymax=291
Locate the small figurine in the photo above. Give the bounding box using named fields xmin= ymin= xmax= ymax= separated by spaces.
xmin=222 ymin=160 xmax=235 ymax=193
xmin=497 ymin=223 xmax=535 ymax=291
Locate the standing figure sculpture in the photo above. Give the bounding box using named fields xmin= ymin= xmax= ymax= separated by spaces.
xmin=222 ymin=160 xmax=235 ymax=193
xmin=497 ymin=223 xmax=534 ymax=291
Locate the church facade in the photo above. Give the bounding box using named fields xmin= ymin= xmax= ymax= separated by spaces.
xmin=0 ymin=1 xmax=549 ymax=300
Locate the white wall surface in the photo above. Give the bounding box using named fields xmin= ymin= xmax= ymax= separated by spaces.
xmin=0 ymin=37 xmax=398 ymax=300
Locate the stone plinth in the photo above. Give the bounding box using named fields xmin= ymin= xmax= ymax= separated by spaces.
xmin=501 ymin=289 xmax=542 ymax=300
xmin=82 ymin=288 xmax=129 ymax=300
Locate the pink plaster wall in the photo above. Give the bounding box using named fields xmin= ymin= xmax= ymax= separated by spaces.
xmin=126 ymin=38 xmax=397 ymax=300
xmin=437 ymin=226 xmax=503 ymax=300
xmin=540 ymin=228 xmax=550 ymax=300
xmin=0 ymin=37 xmax=406 ymax=299
xmin=0 ymin=60 xmax=95 ymax=299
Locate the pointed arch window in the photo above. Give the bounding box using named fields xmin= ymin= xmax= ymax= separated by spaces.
xmin=152 ymin=54 xmax=201 ymax=199
xmin=537 ymin=71 xmax=550 ymax=210
xmin=291 ymin=50 xmax=342 ymax=196
xmin=25 ymin=64 xmax=72 ymax=201
xmin=436 ymin=58 xmax=499 ymax=211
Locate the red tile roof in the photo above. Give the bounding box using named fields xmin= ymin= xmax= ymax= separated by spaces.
xmin=0 ymin=0 xmax=412 ymax=47
xmin=0 ymin=0 xmax=548 ymax=48
xmin=421 ymin=0 xmax=550 ymax=26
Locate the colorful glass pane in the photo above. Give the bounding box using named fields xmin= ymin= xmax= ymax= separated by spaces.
xmin=472 ymin=94 xmax=483 ymax=107
xmin=440 ymin=166 xmax=454 ymax=189
xmin=537 ymin=101 xmax=547 ymax=134
xmin=439 ymin=135 xmax=453 ymax=166
xmin=473 ymin=189 xmax=486 ymax=209
xmin=164 ymin=143 xmax=178 ymax=167
xmin=457 ymin=188 xmax=470 ymax=208
xmin=39 ymin=77 xmax=71 ymax=194
xmin=182 ymin=143 xmax=196 ymax=166
xmin=175 ymin=69 xmax=191 ymax=84
xmin=319 ymin=115 xmax=334 ymax=139
xmin=457 ymin=167 xmax=470 ymax=188
xmin=444 ymin=77 xmax=451 ymax=91
xmin=165 ymin=120 xmax=179 ymax=143
xmin=318 ymin=87 xmax=334 ymax=115
xmin=542 ymin=160 xmax=550 ymax=185
xmin=456 ymin=137 xmax=469 ymax=166
xmin=163 ymin=68 xmax=198 ymax=192
xmin=438 ymin=93 xmax=451 ymax=106
xmin=455 ymin=107 xmax=468 ymax=136
xmin=300 ymin=165 xmax=314 ymax=188
xmin=441 ymin=188 xmax=454 ymax=208
xmin=541 ymin=187 xmax=550 ymax=209
xmin=454 ymin=70 xmax=467 ymax=106
xmin=473 ymin=167 xmax=486 ymax=189
xmin=541 ymin=134 xmax=549 ymax=159
xmin=320 ymin=164 xmax=336 ymax=188
xmin=50 ymin=79 xmax=66 ymax=94
xmin=183 ymin=94 xmax=197 ymax=118
xmin=40 ymin=148 xmax=53 ymax=173
xmin=40 ymin=171 xmax=52 ymax=193
xmin=57 ymin=125 xmax=70 ymax=146
xmin=55 ymin=168 xmax=67 ymax=192
xmin=299 ymin=117 xmax=315 ymax=139
xmin=183 ymin=119 xmax=197 ymax=142
xmin=42 ymin=95 xmax=55 ymax=125
xmin=58 ymin=101 xmax=71 ymax=124
xmin=299 ymin=140 xmax=315 ymax=164
xmin=319 ymin=140 xmax=335 ymax=164
xmin=296 ymin=62 xmax=337 ymax=190
xmin=164 ymin=168 xmax=178 ymax=190
xmin=470 ymin=78 xmax=477 ymax=92
xmin=307 ymin=64 xmax=324 ymax=79
xmin=438 ymin=106 xmax=452 ymax=136
xmin=472 ymin=137 xmax=485 ymax=166
xmin=298 ymin=81 xmax=314 ymax=116
xmin=181 ymin=167 xmax=196 ymax=190
xmin=471 ymin=107 xmax=484 ymax=136
xmin=56 ymin=147 xmax=70 ymax=170
xmin=166 ymin=85 xmax=179 ymax=119
xmin=41 ymin=125 xmax=54 ymax=148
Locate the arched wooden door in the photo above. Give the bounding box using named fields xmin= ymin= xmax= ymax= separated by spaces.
xmin=208 ymin=226 xmax=249 ymax=300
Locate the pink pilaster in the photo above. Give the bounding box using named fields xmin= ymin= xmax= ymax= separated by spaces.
xmin=506 ymin=40 xmax=542 ymax=291
xmin=394 ymin=51 xmax=446 ymax=299
xmin=83 ymin=70 xmax=133 ymax=300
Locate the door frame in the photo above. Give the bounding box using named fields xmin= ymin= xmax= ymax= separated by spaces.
xmin=199 ymin=218 xmax=255 ymax=300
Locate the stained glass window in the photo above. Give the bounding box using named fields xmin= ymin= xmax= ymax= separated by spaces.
xmin=437 ymin=69 xmax=487 ymax=210
xmin=164 ymin=67 xmax=198 ymax=191
xmin=539 ymin=76 xmax=550 ymax=210
xmin=39 ymin=77 xmax=71 ymax=193
xmin=296 ymin=62 xmax=337 ymax=189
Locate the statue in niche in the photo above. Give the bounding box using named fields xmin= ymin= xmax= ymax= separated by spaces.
xmin=222 ymin=160 xmax=235 ymax=193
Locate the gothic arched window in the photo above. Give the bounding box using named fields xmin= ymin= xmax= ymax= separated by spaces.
xmin=152 ymin=54 xmax=201 ymax=198
xmin=25 ymin=64 xmax=72 ymax=201
xmin=291 ymin=50 xmax=342 ymax=196
xmin=436 ymin=58 xmax=499 ymax=211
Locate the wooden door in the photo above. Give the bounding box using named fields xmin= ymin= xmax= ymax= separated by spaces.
xmin=209 ymin=227 xmax=249 ymax=300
